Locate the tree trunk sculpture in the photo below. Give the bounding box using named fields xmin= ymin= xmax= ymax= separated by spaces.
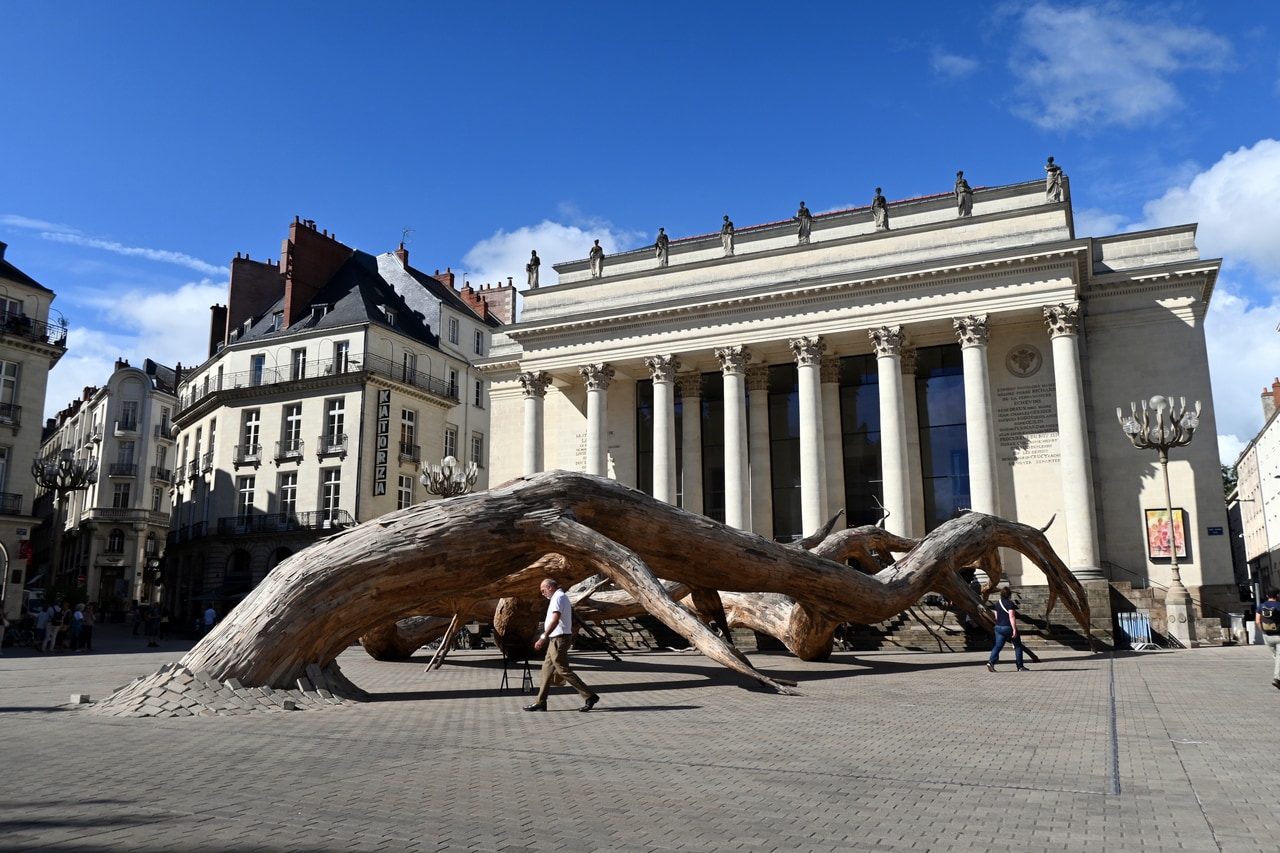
xmin=165 ymin=471 xmax=1090 ymax=699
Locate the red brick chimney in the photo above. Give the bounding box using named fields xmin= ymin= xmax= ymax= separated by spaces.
xmin=281 ymin=217 xmax=352 ymax=329
xmin=394 ymin=243 xmax=409 ymax=268
xmin=1266 ymin=379 xmax=1280 ymax=421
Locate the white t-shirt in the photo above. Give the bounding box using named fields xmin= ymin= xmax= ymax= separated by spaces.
xmin=544 ymin=589 xmax=573 ymax=637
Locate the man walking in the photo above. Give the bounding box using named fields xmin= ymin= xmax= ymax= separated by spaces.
xmin=523 ymin=578 xmax=599 ymax=713
xmin=1256 ymin=588 xmax=1280 ymax=689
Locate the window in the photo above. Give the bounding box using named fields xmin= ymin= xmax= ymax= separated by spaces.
xmin=402 ymin=351 xmax=417 ymax=384
xmin=236 ymin=476 xmax=255 ymax=519
xmin=117 ymin=440 xmax=135 ymax=466
xmin=120 ymin=400 xmax=139 ymax=431
xmin=0 ymin=446 xmax=8 ymax=492
xmin=397 ymin=475 xmax=414 ymax=510
xmin=112 ymin=482 xmax=131 ymax=509
xmin=0 ymin=297 xmax=22 ymax=319
xmin=321 ymin=469 xmax=341 ymax=521
xmin=333 ymin=340 xmax=349 ymax=373
xmin=400 ymin=409 xmax=417 ymax=461
xmin=325 ymin=398 xmax=345 ymax=444
xmin=447 ymin=317 xmax=459 ymax=344
xmin=152 ymin=486 xmax=163 ymax=512
xmin=443 ymin=426 xmax=457 ymax=459
xmin=250 ymin=354 xmax=266 ymax=386
xmin=279 ymin=472 xmax=298 ymax=517
xmin=270 ymin=311 xmax=283 ymax=332
xmin=242 ymin=409 xmax=260 ymax=449
xmin=473 ymin=379 xmax=484 ymax=408
xmin=282 ymin=404 xmax=303 ymax=455
xmin=470 ymin=433 xmax=484 ymax=468
xmin=0 ymin=361 xmax=18 ymax=411
xmin=473 ymin=329 xmax=484 ymax=355
xmin=291 ymin=347 xmax=307 ymax=380
xmin=447 ymin=368 xmax=458 ymax=398
xmin=107 ymin=528 xmax=125 ymax=554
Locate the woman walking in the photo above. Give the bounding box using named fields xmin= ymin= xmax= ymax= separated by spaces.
xmin=986 ymin=587 xmax=1027 ymax=672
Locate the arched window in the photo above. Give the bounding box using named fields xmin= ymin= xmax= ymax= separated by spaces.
xmin=107 ymin=528 xmax=125 ymax=554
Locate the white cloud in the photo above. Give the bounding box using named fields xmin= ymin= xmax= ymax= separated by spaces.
xmin=932 ymin=51 xmax=979 ymax=79
xmin=1008 ymin=3 xmax=1231 ymax=129
xmin=460 ymin=219 xmax=647 ymax=291
xmin=1203 ymin=282 xmax=1280 ymax=466
xmin=1071 ymin=206 xmax=1130 ymax=237
xmin=0 ymin=214 xmax=75 ymax=232
xmin=39 ymin=231 xmax=229 ymax=277
xmin=1138 ymin=139 xmax=1280 ymax=276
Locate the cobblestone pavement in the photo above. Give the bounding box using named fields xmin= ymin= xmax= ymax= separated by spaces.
xmin=1 ymin=622 xmax=1276 ymax=852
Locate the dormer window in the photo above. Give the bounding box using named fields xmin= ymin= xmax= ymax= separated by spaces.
xmin=270 ymin=311 xmax=284 ymax=332
xmin=380 ymin=305 xmax=397 ymax=326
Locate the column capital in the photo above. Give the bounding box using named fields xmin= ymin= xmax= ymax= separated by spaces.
xmin=788 ymin=335 xmax=826 ymax=367
xmin=644 ymin=354 xmax=681 ymax=383
xmin=517 ymin=370 xmax=551 ymax=399
xmin=745 ymin=363 xmax=771 ymax=392
xmin=899 ymin=345 xmax=919 ymax=375
xmin=869 ymin=325 xmax=906 ymax=358
xmin=675 ymin=372 xmax=703 ymax=399
xmin=820 ymin=354 xmax=842 ymax=384
xmin=715 ymin=345 xmax=752 ymax=376
xmin=578 ymin=363 xmax=615 ymax=391
xmin=1043 ymin=302 xmax=1082 ymax=338
xmin=953 ymin=314 xmax=990 ymax=348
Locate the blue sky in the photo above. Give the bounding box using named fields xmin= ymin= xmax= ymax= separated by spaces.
xmin=3 ymin=2 xmax=1278 ymax=465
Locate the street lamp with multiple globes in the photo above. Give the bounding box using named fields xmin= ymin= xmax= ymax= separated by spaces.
xmin=1116 ymin=394 xmax=1201 ymax=647
xmin=31 ymin=448 xmax=99 ymax=590
xmin=421 ymin=456 xmax=479 ymax=499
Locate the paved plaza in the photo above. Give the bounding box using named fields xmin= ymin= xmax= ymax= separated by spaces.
xmin=1 ymin=621 xmax=1276 ymax=852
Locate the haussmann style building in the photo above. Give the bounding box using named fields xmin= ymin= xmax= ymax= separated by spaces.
xmin=478 ymin=165 xmax=1235 ymax=644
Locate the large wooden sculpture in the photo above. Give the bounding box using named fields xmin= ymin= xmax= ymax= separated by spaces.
xmin=96 ymin=471 xmax=1090 ymax=715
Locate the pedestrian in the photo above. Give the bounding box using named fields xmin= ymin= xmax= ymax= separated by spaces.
xmin=35 ymin=605 xmax=52 ymax=651
xmin=69 ymin=604 xmax=85 ymax=651
xmin=203 ymin=605 xmax=217 ymax=635
xmin=131 ymin=602 xmax=141 ymax=636
xmin=42 ymin=603 xmax=62 ymax=653
xmin=523 ymin=578 xmax=600 ymax=713
xmin=159 ymin=608 xmax=170 ymax=640
xmin=1255 ymin=588 xmax=1280 ymax=689
xmin=81 ymin=603 xmax=96 ymax=652
xmin=986 ymin=587 xmax=1027 ymax=672
xmin=144 ymin=604 xmax=161 ymax=647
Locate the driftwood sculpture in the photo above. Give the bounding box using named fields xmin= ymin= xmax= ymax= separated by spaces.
xmin=160 ymin=470 xmax=1089 ymax=701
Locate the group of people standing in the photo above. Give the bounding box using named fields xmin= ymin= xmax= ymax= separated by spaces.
xmin=34 ymin=601 xmax=97 ymax=653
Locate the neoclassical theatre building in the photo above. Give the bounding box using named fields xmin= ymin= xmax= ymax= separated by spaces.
xmin=479 ymin=168 xmax=1235 ymax=621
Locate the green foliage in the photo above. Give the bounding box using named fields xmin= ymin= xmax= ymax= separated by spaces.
xmin=1223 ymin=464 xmax=1239 ymax=500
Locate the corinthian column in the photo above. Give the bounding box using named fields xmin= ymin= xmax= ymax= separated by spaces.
xmin=716 ymin=345 xmax=751 ymax=531
xmin=870 ymin=326 xmax=910 ymax=536
xmin=1045 ymin=303 xmax=1102 ymax=580
xmin=646 ymin=354 xmax=680 ymax=504
xmin=578 ymin=363 xmax=615 ymax=477
xmin=820 ymin=355 xmax=845 ymax=522
xmin=790 ymin=335 xmax=827 ymax=535
xmin=900 ymin=346 xmax=924 ymax=536
xmin=954 ymin=315 xmax=999 ymax=516
xmin=517 ymin=370 xmax=550 ymax=476
xmin=677 ymin=372 xmax=704 ymax=514
xmin=746 ymin=363 xmax=773 ymax=539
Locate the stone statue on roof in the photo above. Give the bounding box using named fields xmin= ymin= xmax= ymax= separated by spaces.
xmin=872 ymin=188 xmax=889 ymax=231
xmin=526 ymin=250 xmax=540 ymax=288
xmin=1045 ymin=156 xmax=1066 ymax=203
xmin=955 ymin=171 xmax=973 ymax=218
xmin=795 ymin=202 xmax=812 ymax=245
xmin=655 ymin=228 xmax=669 ymax=267
xmin=721 ymin=216 xmax=735 ymax=257
xmin=588 ymin=239 xmax=604 ymax=278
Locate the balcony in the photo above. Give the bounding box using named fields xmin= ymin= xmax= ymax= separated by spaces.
xmin=317 ymin=433 xmax=348 ymax=458
xmin=214 ymin=510 xmax=356 ymax=537
xmin=186 ymin=460 xmax=199 ymax=481
xmin=176 ymin=353 xmax=459 ymax=415
xmin=0 ymin=310 xmax=68 ymax=348
xmin=233 ymin=443 xmax=262 ymax=466
xmin=0 ymin=402 xmax=21 ymax=426
xmin=202 ymin=451 xmax=214 ymax=473
xmin=154 ymin=423 xmax=174 ymax=440
xmin=398 ymin=441 xmax=421 ymax=463
xmin=275 ymin=438 xmax=304 ymax=462
xmin=85 ymin=507 xmax=170 ymax=527
xmin=108 ymin=462 xmax=138 ymax=478
xmin=114 ymin=419 xmax=139 ymax=436
xmin=88 ymin=425 xmax=103 ymax=443
xmin=150 ymin=466 xmax=173 ymax=483
xmin=0 ymin=492 xmax=23 ymax=515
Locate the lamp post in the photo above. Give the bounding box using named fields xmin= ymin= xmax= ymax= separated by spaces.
xmin=1117 ymin=394 xmax=1201 ymax=647
xmin=421 ymin=456 xmax=479 ymax=498
xmin=31 ymin=448 xmax=99 ymax=591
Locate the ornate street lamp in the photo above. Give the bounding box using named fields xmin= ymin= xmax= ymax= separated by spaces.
xmin=421 ymin=456 xmax=478 ymax=498
xmin=31 ymin=448 xmax=99 ymax=589
xmin=1117 ymin=394 xmax=1201 ymax=647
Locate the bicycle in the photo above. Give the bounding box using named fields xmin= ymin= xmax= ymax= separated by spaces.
xmin=3 ymin=625 xmax=36 ymax=648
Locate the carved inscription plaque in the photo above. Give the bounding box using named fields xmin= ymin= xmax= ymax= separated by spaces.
xmin=995 ymin=381 xmax=1060 ymax=465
